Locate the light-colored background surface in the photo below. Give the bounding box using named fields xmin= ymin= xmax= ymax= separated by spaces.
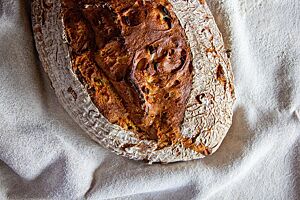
xmin=0 ymin=0 xmax=299 ymax=199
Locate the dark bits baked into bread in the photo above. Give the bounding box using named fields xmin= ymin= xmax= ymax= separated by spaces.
xmin=32 ymin=0 xmax=235 ymax=163
xmin=62 ymin=0 xmax=194 ymax=149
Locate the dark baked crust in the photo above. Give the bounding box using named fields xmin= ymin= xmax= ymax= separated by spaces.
xmin=62 ymin=0 xmax=193 ymax=148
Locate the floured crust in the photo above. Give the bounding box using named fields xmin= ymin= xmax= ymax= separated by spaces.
xmin=32 ymin=0 xmax=235 ymax=163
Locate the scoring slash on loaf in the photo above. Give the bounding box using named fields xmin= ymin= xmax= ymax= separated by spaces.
xmin=32 ymin=0 xmax=236 ymax=163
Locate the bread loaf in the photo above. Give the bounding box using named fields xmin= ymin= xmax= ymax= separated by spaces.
xmin=32 ymin=0 xmax=235 ymax=163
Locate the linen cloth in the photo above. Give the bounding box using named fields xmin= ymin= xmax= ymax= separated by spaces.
xmin=0 ymin=0 xmax=299 ymax=199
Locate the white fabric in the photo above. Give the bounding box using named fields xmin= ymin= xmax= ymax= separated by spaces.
xmin=0 ymin=0 xmax=299 ymax=199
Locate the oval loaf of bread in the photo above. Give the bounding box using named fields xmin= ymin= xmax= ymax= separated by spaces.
xmin=32 ymin=0 xmax=235 ymax=163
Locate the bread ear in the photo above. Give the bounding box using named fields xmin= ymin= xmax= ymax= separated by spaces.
xmin=171 ymin=0 xmax=235 ymax=156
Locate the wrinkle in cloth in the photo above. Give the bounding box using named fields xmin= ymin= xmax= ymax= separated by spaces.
xmin=0 ymin=0 xmax=300 ymax=199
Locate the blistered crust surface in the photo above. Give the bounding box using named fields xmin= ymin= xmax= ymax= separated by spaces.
xmin=32 ymin=0 xmax=235 ymax=163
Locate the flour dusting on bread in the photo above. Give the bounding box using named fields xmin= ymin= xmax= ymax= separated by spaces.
xmin=32 ymin=0 xmax=235 ymax=163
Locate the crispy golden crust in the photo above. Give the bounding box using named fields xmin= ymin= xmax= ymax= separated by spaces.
xmin=62 ymin=0 xmax=193 ymax=148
